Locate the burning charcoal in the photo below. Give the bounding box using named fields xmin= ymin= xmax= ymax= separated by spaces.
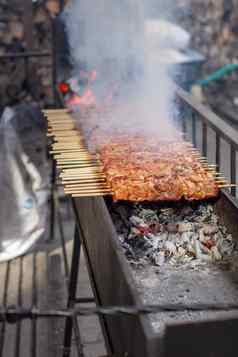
xmin=177 ymin=247 xmax=186 ymax=257
xmin=180 ymin=206 xmax=194 ymax=217
xmin=138 ymin=209 xmax=158 ymax=222
xmin=199 ymin=242 xmax=211 ymax=255
xmin=130 ymin=227 xmax=141 ymax=236
xmin=116 ymin=205 xmax=131 ymax=227
xmin=180 ymin=232 xmax=193 ymax=245
xmin=129 ymin=215 xmax=144 ymax=226
xmin=199 ymin=229 xmax=207 ymax=244
xmin=165 ymin=223 xmax=178 ymax=234
xmin=203 ymin=224 xmax=218 ymax=235
xmin=211 ymin=246 xmax=222 ymax=261
xmin=177 ymin=222 xmax=193 ymax=233
xmin=150 ymin=222 xmax=162 ymax=234
xmin=194 ymin=240 xmax=213 ymax=262
xmin=169 ymin=254 xmax=193 ymax=266
xmin=163 ymin=241 xmax=177 ymax=257
xmin=118 ymin=234 xmax=125 ymax=244
xmin=112 ymin=201 xmax=237 ymax=269
xmin=155 ymin=232 xmax=169 ymax=250
xmin=218 ymin=236 xmax=235 ymax=257
xmin=152 ymin=252 xmax=165 ymax=266
xmin=158 ymin=208 xmax=175 ymax=223
xmin=187 ymin=242 xmax=196 ymax=256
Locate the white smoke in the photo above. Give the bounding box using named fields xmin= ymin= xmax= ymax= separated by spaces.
xmin=64 ymin=0 xmax=183 ymax=141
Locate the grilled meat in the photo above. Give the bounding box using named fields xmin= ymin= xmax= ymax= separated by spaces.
xmin=99 ymin=137 xmax=219 ymax=202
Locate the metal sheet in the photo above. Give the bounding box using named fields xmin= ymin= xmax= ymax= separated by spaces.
xmin=74 ymin=192 xmax=238 ymax=357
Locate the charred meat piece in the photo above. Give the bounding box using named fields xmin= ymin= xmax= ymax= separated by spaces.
xmin=98 ymin=137 xmax=219 ymax=202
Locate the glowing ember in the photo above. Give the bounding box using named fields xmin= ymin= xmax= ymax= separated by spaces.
xmin=59 ymin=82 xmax=70 ymax=94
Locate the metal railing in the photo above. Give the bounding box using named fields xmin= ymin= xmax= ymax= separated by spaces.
xmin=176 ymin=86 xmax=238 ymax=198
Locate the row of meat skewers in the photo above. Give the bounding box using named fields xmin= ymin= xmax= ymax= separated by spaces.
xmin=44 ymin=109 xmax=236 ymax=200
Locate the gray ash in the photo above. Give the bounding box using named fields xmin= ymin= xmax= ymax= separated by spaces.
xmin=109 ymin=202 xmax=238 ymax=269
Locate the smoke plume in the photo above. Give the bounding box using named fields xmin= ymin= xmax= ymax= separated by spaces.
xmin=64 ymin=0 xmax=180 ymax=143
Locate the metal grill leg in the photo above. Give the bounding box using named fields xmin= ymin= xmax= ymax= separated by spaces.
xmin=63 ymin=225 xmax=82 ymax=357
xmin=49 ymin=159 xmax=57 ymax=242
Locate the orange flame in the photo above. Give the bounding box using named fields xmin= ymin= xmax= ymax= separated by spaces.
xmin=66 ymin=89 xmax=96 ymax=108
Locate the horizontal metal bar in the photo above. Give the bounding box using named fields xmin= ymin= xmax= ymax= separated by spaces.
xmin=3 ymin=303 xmax=238 ymax=323
xmin=231 ymin=146 xmax=237 ymax=197
xmin=176 ymin=86 xmax=238 ymax=151
xmin=0 ymin=51 xmax=51 ymax=59
xmin=202 ymin=122 xmax=207 ymax=157
xmin=216 ymin=133 xmax=221 ymax=171
xmin=74 ymin=297 xmax=95 ymax=304
xmin=192 ymin=113 xmax=197 ymax=147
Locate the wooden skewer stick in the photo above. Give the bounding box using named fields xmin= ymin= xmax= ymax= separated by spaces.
xmin=61 ymin=172 xmax=104 ymax=177
xmin=54 ymin=143 xmax=85 ymax=148
xmin=47 ymin=117 xmax=73 ymax=121
xmin=71 ymin=192 xmax=110 ymax=197
xmin=52 ymin=144 xmax=83 ymax=149
xmin=52 ymin=140 xmax=83 ymax=144
xmin=49 ymin=131 xmax=79 ymax=136
xmin=55 ymin=153 xmax=93 ymax=158
xmin=63 ymin=178 xmax=107 ymax=184
xmin=61 ymin=166 xmax=103 ymax=172
xmin=65 ymin=184 xmax=110 ymax=191
xmin=48 ymin=120 xmax=74 ymax=125
xmin=43 ymin=108 xmax=69 ymax=113
xmin=61 ymin=167 xmax=100 ymax=172
xmin=63 ymin=182 xmax=107 ymax=186
xmin=57 ymin=163 xmax=100 ymax=167
xmin=64 ymin=187 xmax=111 ymax=193
xmin=48 ymin=133 xmax=80 ymax=138
xmin=49 ymin=122 xmax=75 ymax=127
xmin=56 ymin=157 xmax=94 ymax=161
xmin=56 ymin=158 xmax=99 ymax=163
xmin=53 ymin=133 xmax=82 ymax=137
xmin=53 ymin=142 xmax=84 ymax=146
xmin=57 ymin=162 xmax=100 ymax=166
xmin=50 ymin=149 xmax=88 ymax=154
xmin=65 ymin=186 xmax=110 ymax=191
xmin=56 ymin=159 xmax=97 ymax=164
xmin=61 ymin=165 xmax=103 ymax=171
xmin=52 ymin=148 xmax=88 ymax=152
xmin=61 ymin=171 xmax=105 ymax=176
xmin=54 ymin=139 xmax=83 ymax=143
xmin=46 ymin=115 xmax=71 ymax=119
xmin=45 ymin=113 xmax=70 ymax=117
xmin=218 ymin=184 xmax=237 ymax=188
xmin=64 ymin=180 xmax=109 ymax=186
xmin=62 ymin=172 xmax=104 ymax=177
xmin=62 ymin=165 xmax=103 ymax=171
xmin=46 ymin=113 xmax=71 ymax=117
xmin=49 ymin=126 xmax=76 ymax=131
xmin=62 ymin=176 xmax=106 ymax=181
xmin=49 ymin=128 xmax=76 ymax=133
xmin=48 ymin=129 xmax=78 ymax=134
xmin=58 ymin=165 xmax=102 ymax=169
xmin=62 ymin=177 xmax=107 ymax=182
xmin=54 ymin=136 xmax=82 ymax=141
xmin=201 ymin=163 xmax=217 ymax=167
xmin=54 ymin=157 xmax=90 ymax=162
xmin=54 ymin=142 xmax=84 ymax=147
